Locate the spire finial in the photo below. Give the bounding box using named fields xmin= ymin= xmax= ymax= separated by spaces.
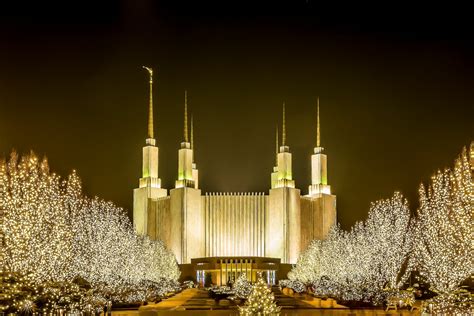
xmin=184 ymin=90 xmax=189 ymax=142
xmin=317 ymin=97 xmax=320 ymax=147
xmin=191 ymin=115 xmax=194 ymax=150
xmin=142 ymin=66 xmax=154 ymax=139
xmin=282 ymin=102 xmax=286 ymax=146
xmin=275 ymin=125 xmax=279 ymax=165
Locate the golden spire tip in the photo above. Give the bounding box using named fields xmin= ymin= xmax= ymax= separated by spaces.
xmin=317 ymin=97 xmax=320 ymax=147
xmin=191 ymin=115 xmax=194 ymax=150
xmin=275 ymin=125 xmax=279 ymax=165
xmin=184 ymin=90 xmax=189 ymax=143
xmin=282 ymin=102 xmax=286 ymax=147
xmin=143 ymin=66 xmax=154 ymax=139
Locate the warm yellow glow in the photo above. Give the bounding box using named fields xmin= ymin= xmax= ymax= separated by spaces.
xmin=142 ymin=66 xmax=154 ymax=139
xmin=204 ymin=193 xmax=266 ymax=257
xmin=239 ymin=274 xmax=281 ymax=316
xmin=291 ymin=146 xmax=473 ymax=311
xmin=1 ymin=151 xmax=180 ymax=313
xmin=290 ymin=192 xmax=412 ymax=304
xmin=410 ymin=146 xmax=472 ymax=294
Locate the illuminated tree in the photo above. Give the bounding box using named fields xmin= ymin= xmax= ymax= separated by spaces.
xmin=233 ymin=274 xmax=252 ymax=299
xmin=361 ymin=192 xmax=412 ymax=290
xmin=290 ymin=192 xmax=412 ymax=304
xmin=239 ymin=274 xmax=280 ymax=316
xmin=68 ymin=173 xmax=180 ymax=300
xmin=279 ymin=279 xmax=305 ymax=293
xmin=412 ymin=147 xmax=473 ymax=294
xmin=70 ymin=196 xmax=137 ymax=289
xmin=1 ymin=151 xmax=179 ymax=310
xmin=291 ymin=145 xmax=473 ymax=308
xmin=0 ymin=271 xmax=38 ymax=314
xmin=1 ymin=152 xmax=73 ymax=283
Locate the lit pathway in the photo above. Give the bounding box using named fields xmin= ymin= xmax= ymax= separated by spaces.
xmin=139 ymin=288 xmax=240 ymax=315
xmin=133 ymin=288 xmax=420 ymax=315
xmin=112 ymin=311 xmax=139 ymax=316
xmin=141 ymin=289 xmax=202 ymax=311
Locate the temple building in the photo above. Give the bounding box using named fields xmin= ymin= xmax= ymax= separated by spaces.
xmin=133 ymin=67 xmax=337 ymax=285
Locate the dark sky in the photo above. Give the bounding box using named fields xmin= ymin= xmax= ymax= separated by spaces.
xmin=1 ymin=1 xmax=472 ymax=230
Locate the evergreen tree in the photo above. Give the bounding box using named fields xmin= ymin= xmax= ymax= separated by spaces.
xmin=239 ymin=274 xmax=280 ymax=316
xmin=233 ymin=274 xmax=252 ymax=299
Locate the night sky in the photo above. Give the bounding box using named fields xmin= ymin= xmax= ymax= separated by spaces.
xmin=1 ymin=2 xmax=472 ymax=230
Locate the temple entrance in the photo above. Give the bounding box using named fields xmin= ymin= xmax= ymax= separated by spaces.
xmin=190 ymin=256 xmax=280 ymax=286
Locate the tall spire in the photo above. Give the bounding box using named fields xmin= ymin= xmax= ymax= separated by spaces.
xmin=191 ymin=115 xmax=194 ymax=154
xmin=142 ymin=66 xmax=154 ymax=139
xmin=317 ymin=97 xmax=320 ymax=147
xmin=275 ymin=125 xmax=279 ymax=166
xmin=184 ymin=90 xmax=189 ymax=142
xmin=282 ymin=102 xmax=286 ymax=147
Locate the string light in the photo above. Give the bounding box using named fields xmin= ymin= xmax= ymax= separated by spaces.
xmin=409 ymin=147 xmax=473 ymax=313
xmin=239 ymin=273 xmax=281 ymax=316
xmin=1 ymin=151 xmax=180 ymax=313
xmin=289 ymin=192 xmax=412 ymax=304
xmin=233 ymin=274 xmax=252 ymax=299
xmin=279 ymin=279 xmax=305 ymax=293
xmin=290 ymin=146 xmax=472 ymax=311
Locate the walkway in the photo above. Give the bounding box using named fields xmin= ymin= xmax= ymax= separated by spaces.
xmin=135 ymin=288 xmax=420 ymax=315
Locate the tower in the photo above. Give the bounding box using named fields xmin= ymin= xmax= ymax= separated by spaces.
xmin=191 ymin=116 xmax=199 ymax=189
xmin=309 ymin=98 xmax=331 ymax=195
xmin=133 ymin=66 xmax=167 ymax=237
xmin=170 ymin=91 xmax=204 ymax=264
xmin=175 ymin=91 xmax=195 ymax=189
xmin=275 ymin=103 xmax=295 ymax=189
xmin=266 ymin=103 xmax=301 ymax=264
xmin=270 ymin=126 xmax=279 ymax=189
xmin=301 ymin=98 xmax=337 ymax=250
